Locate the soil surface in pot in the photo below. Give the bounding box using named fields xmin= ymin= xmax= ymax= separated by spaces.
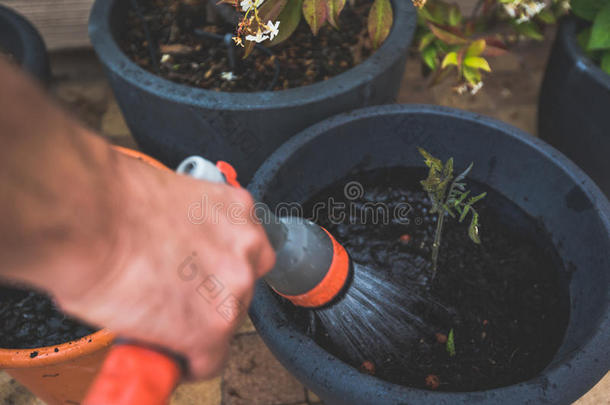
xmin=0 ymin=286 xmax=96 ymax=350
xmin=121 ymin=0 xmax=374 ymax=92
xmin=285 ymin=167 xmax=570 ymax=392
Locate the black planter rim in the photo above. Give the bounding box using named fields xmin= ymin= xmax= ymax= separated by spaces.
xmin=88 ymin=0 xmax=415 ymax=111
xmin=248 ymin=104 xmax=610 ymax=403
xmin=0 ymin=4 xmax=49 ymax=82
xmin=561 ymin=16 xmax=610 ymax=90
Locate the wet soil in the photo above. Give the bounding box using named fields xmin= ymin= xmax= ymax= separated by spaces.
xmin=294 ymin=167 xmax=570 ymax=391
xmin=120 ymin=0 xmax=374 ymax=92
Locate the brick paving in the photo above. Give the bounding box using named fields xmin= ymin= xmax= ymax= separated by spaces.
xmin=1 ymin=34 xmax=608 ymax=404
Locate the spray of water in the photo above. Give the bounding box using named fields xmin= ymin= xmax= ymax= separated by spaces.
xmin=315 ymin=262 xmax=452 ymax=369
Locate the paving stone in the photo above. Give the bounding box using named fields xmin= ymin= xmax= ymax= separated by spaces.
xmin=222 ymin=334 xmax=305 ymax=405
xmin=101 ymin=101 xmax=132 ymax=138
xmin=306 ymin=389 xmax=323 ymax=404
xmin=494 ymin=104 xmax=538 ymax=135
xmin=236 ymin=315 xmax=256 ymax=335
xmin=574 ymin=372 xmax=610 ymax=405
xmin=171 ymin=376 xmax=222 ymax=405
xmin=0 ymin=372 xmax=45 ymax=405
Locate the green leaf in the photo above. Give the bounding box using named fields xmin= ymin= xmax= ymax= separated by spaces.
xmin=572 ymin=0 xmax=608 ymax=21
xmin=418 ymin=6 xmax=444 ymax=25
xmin=589 ymin=1 xmax=610 ymax=50
xmin=443 ymin=204 xmax=456 ymax=217
xmin=462 ymin=65 xmax=481 ymax=85
xmin=514 ymin=21 xmax=544 ymax=40
xmin=444 ymin=157 xmax=454 ymax=177
xmin=446 ymin=328 xmax=456 ymax=357
xmin=368 ymin=0 xmax=394 ymax=49
xmin=466 ymin=39 xmax=486 ymax=57
xmin=419 ymin=148 xmax=443 ymax=171
xmin=303 ymin=0 xmax=328 ymax=35
xmin=454 ymin=162 xmax=473 ymax=182
xmin=268 ymin=0 xmax=304 ymax=46
xmin=327 ymin=0 xmax=346 ymax=29
xmin=441 ymin=51 xmax=458 ymax=68
xmin=578 ymin=27 xmax=593 ymax=51
xmin=459 ymin=204 xmax=471 ymax=222
xmin=536 ymin=8 xmax=556 ymax=24
xmin=427 ymin=22 xmax=468 ymax=45
xmin=601 ymin=50 xmax=610 ymax=73
xmin=468 ymin=212 xmax=481 ymax=244
xmin=467 ymin=192 xmax=487 ymax=205
xmin=419 ymin=32 xmax=436 ymax=51
xmin=454 ymin=190 xmax=470 ymax=206
xmin=448 ymin=5 xmax=461 ymax=26
xmin=243 ymin=0 xmax=287 ymax=57
xmin=422 ymin=46 xmax=438 ymax=70
xmin=464 ymin=56 xmax=491 ymax=71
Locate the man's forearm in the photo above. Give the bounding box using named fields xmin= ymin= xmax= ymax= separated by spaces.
xmin=0 ymin=60 xmax=121 ymax=289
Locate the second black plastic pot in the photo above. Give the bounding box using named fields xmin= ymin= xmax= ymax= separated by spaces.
xmin=0 ymin=4 xmax=50 ymax=83
xmin=248 ymin=105 xmax=609 ymax=405
xmin=88 ymin=0 xmax=416 ymax=182
xmin=538 ymin=17 xmax=610 ymax=196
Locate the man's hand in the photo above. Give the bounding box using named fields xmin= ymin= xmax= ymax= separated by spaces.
xmin=57 ymin=151 xmax=274 ymax=378
xmin=0 ymin=59 xmax=275 ymax=379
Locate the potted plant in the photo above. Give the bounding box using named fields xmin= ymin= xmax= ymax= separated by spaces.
xmin=0 ymin=147 xmax=168 ymax=405
xmin=0 ymin=4 xmax=50 ymax=83
xmin=407 ymin=0 xmax=567 ymax=94
xmin=248 ymin=104 xmax=609 ymax=404
xmin=88 ymin=0 xmax=416 ymax=182
xmin=538 ymin=0 xmax=610 ymax=196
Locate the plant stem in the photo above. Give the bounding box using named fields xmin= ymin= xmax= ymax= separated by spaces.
xmin=430 ymin=209 xmax=446 ymax=281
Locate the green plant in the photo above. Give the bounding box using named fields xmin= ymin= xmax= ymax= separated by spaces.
xmin=222 ymin=0 xmax=394 ymax=57
xmin=446 ymin=328 xmax=456 ymax=357
xmin=414 ymin=0 xmax=569 ymax=93
xmin=572 ymin=0 xmax=610 ymax=73
xmin=419 ymin=148 xmax=486 ymax=280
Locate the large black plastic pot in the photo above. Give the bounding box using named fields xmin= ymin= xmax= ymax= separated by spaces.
xmin=88 ymin=0 xmax=415 ymax=182
xmin=0 ymin=4 xmax=50 ymax=83
xmin=538 ymin=17 xmax=610 ymax=196
xmin=248 ymin=105 xmax=610 ymax=404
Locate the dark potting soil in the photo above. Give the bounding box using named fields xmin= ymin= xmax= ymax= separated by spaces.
xmin=0 ymin=286 xmax=96 ymax=349
xmin=287 ymin=167 xmax=570 ymax=392
xmin=120 ymin=0 xmax=374 ymax=92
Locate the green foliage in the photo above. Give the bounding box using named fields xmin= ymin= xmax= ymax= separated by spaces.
xmin=446 ymin=328 xmax=456 ymax=357
xmin=269 ymin=0 xmax=304 ymax=45
xmin=369 ymin=0 xmax=394 ymax=49
xmin=574 ymin=0 xmax=610 ymax=74
xmin=419 ymin=148 xmax=485 ymax=278
xmin=589 ymin=1 xmax=610 ymax=50
xmin=572 ymin=0 xmax=608 ymax=21
xmin=248 ymin=0 xmax=393 ymax=49
xmin=413 ymin=0 xmax=566 ymax=91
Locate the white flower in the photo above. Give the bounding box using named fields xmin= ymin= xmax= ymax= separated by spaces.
xmin=503 ymin=3 xmax=517 ymax=17
xmin=246 ymin=31 xmax=269 ymax=43
xmin=240 ymin=0 xmax=264 ymax=11
xmin=470 ymin=81 xmax=484 ymax=95
xmin=516 ymin=14 xmax=530 ymax=23
xmin=221 ymin=71 xmax=237 ymax=81
xmin=455 ymin=83 xmax=468 ymax=95
xmin=264 ymin=20 xmax=280 ymax=41
xmin=527 ymin=1 xmax=546 ymax=16
xmin=160 ymin=54 xmax=171 ymax=63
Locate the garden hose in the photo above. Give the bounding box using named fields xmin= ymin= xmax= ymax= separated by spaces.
xmin=83 ymin=151 xmax=352 ymax=405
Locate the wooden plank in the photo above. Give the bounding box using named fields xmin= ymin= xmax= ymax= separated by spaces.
xmin=0 ymin=0 xmax=95 ymax=50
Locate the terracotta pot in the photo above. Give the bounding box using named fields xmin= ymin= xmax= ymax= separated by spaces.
xmin=0 ymin=147 xmax=169 ymax=405
xmin=0 ymin=330 xmax=115 ymax=405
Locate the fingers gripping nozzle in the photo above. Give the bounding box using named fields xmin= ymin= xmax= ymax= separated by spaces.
xmin=177 ymin=156 xmax=351 ymax=308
